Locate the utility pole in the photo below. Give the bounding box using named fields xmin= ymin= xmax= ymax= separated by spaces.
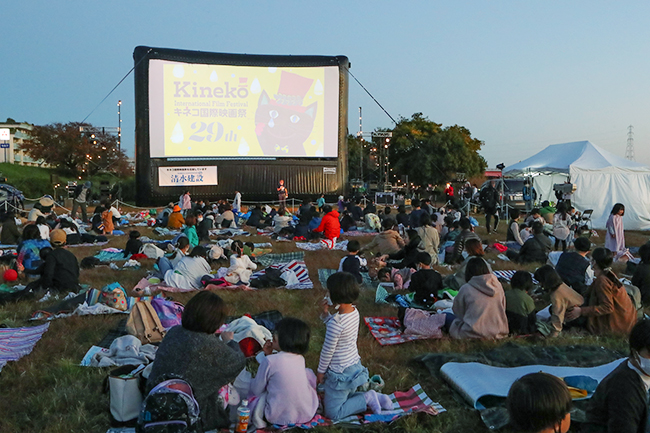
xmin=625 ymin=125 xmax=635 ymax=161
xmin=117 ymin=100 xmax=122 ymax=153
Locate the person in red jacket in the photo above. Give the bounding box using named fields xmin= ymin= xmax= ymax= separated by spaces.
xmin=313 ymin=205 xmax=341 ymax=248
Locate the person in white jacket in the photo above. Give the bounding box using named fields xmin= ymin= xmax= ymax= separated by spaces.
xmin=164 ymin=246 xmax=211 ymax=290
xmin=226 ymin=240 xmax=257 ymax=285
xmin=233 ymin=191 xmax=242 ymax=213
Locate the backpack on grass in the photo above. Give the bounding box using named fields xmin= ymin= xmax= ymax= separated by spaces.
xmin=136 ymin=378 xmax=202 ymax=433
xmin=126 ymin=301 xmax=166 ymax=344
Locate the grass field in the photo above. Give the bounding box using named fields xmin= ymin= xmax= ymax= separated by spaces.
xmin=0 ymin=163 xmax=134 ymax=203
xmin=0 ymin=212 xmax=646 ymax=433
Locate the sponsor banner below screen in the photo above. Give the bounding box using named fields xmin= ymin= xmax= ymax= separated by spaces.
xmin=158 ymin=166 xmax=218 ymax=187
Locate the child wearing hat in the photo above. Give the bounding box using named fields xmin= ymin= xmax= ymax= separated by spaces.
xmin=38 ymin=229 xmax=81 ymax=293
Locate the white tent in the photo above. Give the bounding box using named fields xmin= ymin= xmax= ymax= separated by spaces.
xmin=503 ymin=140 xmax=650 ymax=230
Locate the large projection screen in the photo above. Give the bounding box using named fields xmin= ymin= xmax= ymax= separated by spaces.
xmin=134 ymin=46 xmax=349 ymax=206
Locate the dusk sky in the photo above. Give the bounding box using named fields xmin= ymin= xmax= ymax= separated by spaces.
xmin=2 ymin=1 xmax=649 ymax=167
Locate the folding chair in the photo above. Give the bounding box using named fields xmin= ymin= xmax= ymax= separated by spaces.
xmin=580 ymin=209 xmax=594 ymax=232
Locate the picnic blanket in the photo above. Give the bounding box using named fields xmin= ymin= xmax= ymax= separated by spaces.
xmin=440 ymin=359 xmax=624 ymax=409
xmin=0 ymin=284 xmax=25 ymax=295
xmin=0 ymin=323 xmax=50 ymax=373
xmin=256 ymin=251 xmax=305 ymax=267
xmin=252 ymin=260 xmax=313 ymax=289
xmin=342 ymin=230 xmax=377 ymax=237
xmin=152 ymin=227 xmax=181 ymax=237
xmin=94 ymin=249 xmax=130 ymax=262
xmin=364 ymin=317 xmax=437 ymax=346
xmin=318 ymin=268 xmax=374 ymax=288
xmin=296 ymin=240 xmax=349 ymax=251
xmin=209 ymin=228 xmax=249 ymax=237
xmin=335 ymin=383 xmax=445 ymax=425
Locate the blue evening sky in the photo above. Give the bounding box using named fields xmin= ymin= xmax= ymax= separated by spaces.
xmin=2 ymin=1 xmax=649 ymax=167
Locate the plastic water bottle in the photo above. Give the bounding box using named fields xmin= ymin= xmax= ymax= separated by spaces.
xmin=235 ymin=399 xmax=250 ymax=433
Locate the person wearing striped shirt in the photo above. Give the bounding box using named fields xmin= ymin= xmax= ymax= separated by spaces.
xmin=317 ymin=272 xmax=392 ymax=420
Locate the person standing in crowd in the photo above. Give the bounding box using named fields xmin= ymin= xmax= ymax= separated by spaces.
xmin=233 ymin=190 xmax=241 ymax=213
xmin=552 ymin=202 xmax=572 ymax=252
xmin=522 ymin=180 xmax=537 ymax=213
xmin=444 ymin=182 xmax=454 ymax=204
xmin=71 ymin=181 xmax=91 ymax=223
xmin=277 ymin=180 xmax=288 ymax=209
xmin=605 ymin=203 xmax=626 ymax=259
xmin=316 ymin=193 xmax=326 ymax=212
xmin=409 ymin=199 xmax=424 ymax=229
xmin=479 ymin=180 xmax=499 ymax=234
xmin=180 ymin=190 xmax=192 ymax=216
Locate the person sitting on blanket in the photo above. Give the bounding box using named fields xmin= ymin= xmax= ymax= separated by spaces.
xmin=507 ymin=372 xmax=572 ymax=433
xmin=17 ymin=224 xmax=51 ymax=277
xmin=1 ymin=211 xmax=21 ymax=245
xmin=632 ymin=242 xmax=650 ymax=305
xmin=36 ymin=216 xmax=50 ymax=241
xmin=505 ymin=271 xmax=537 ymax=335
xmin=216 ymin=203 xmax=236 ymax=228
xmin=197 ymin=212 xmax=214 ymax=242
xmin=123 ymin=230 xmax=143 ymax=257
xmin=524 ymin=208 xmax=545 ymax=227
xmin=360 ymin=219 xmax=405 ymax=257
xmin=448 ymin=217 xmax=481 ymax=264
xmin=409 ymin=252 xmax=443 ymax=308
xmin=511 ymin=221 xmax=552 ymax=264
xmin=533 ymin=265 xmax=584 ymax=337
xmin=312 ymin=205 xmax=340 ymax=243
xmin=307 ymin=210 xmax=322 ymax=233
xmin=447 ymin=257 xmax=509 ymax=339
xmin=337 ymin=240 xmax=367 ymax=284
xmin=100 ymin=201 xmax=114 ymax=235
xmin=555 ymin=236 xmax=593 ymax=296
xmin=293 ymin=211 xmax=311 ymax=240
xmin=395 ymin=204 xmax=409 ymax=227
xmin=157 ymin=237 xmax=191 ymax=278
xmin=416 ymin=213 xmax=440 ymax=266
xmin=246 ymin=205 xmax=266 ymax=229
xmin=225 ymin=240 xmax=257 ymax=285
xmin=443 ymin=218 xmax=460 ymax=242
xmin=164 ymin=245 xmax=211 ymax=290
xmin=519 ymin=222 xmax=532 ymax=244
xmin=565 ymin=247 xmax=637 ymax=336
xmin=250 ymin=317 xmax=318 ymax=428
xmin=340 ymin=210 xmax=357 ymax=232
xmin=183 ymin=213 xmax=200 ymax=249
xmin=377 ymin=266 xmax=414 ymax=291
xmin=147 ymin=291 xmax=245 ymax=430
xmin=378 ymin=229 xmax=421 ymax=270
xmin=318 ymin=272 xmax=393 ymax=420
xmin=585 ymin=319 xmax=650 ymax=433
xmin=273 ymin=207 xmax=293 ymax=234
xmin=442 ymin=239 xmax=492 ymax=291
xmin=506 ymin=208 xmax=525 ymax=250
xmin=167 ymin=205 xmax=185 ymax=229
xmin=33 ymin=228 xmax=81 ymax=294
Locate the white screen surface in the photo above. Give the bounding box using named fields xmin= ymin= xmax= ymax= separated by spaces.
xmin=148 ymin=60 xmax=340 ymax=158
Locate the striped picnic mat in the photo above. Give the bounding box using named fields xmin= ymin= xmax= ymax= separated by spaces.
xmin=253 ymin=260 xmax=313 ymax=289
xmin=493 ymin=270 xmax=538 ymax=284
xmin=0 ymin=323 xmax=49 ymax=372
xmin=256 ymin=251 xmax=305 ymax=267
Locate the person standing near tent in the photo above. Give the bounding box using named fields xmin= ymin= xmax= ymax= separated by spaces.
xmin=277 ymin=180 xmax=288 ymax=209
xmin=233 ymin=191 xmax=242 ymax=213
xmin=605 ymin=203 xmax=626 ymax=258
xmin=522 ymin=180 xmax=537 ymax=213
xmin=479 ymin=181 xmax=499 ymax=234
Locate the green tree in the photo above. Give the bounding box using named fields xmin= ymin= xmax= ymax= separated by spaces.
xmin=347 ymin=134 xmax=374 ymax=182
xmin=22 ymin=122 xmax=130 ymax=176
xmin=389 ymin=113 xmax=486 ymax=187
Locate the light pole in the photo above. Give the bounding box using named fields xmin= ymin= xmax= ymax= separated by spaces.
xmin=117 ymin=100 xmax=122 ymax=153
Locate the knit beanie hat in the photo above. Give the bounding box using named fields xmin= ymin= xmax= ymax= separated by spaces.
xmin=50 ymin=229 xmax=67 ymax=246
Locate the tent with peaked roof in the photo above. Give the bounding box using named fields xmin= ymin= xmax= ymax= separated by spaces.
xmin=503 ymin=141 xmax=650 ymax=230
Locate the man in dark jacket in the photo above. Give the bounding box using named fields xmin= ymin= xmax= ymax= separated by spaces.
xmin=40 ymin=229 xmax=81 ymax=293
xmin=1 ymin=212 xmax=21 ymax=245
xmin=70 ymin=181 xmax=91 ymax=223
xmin=409 ymin=199 xmax=424 ymax=229
xmin=480 ymin=180 xmax=500 ymax=234
xmin=555 ymin=236 xmax=593 ymax=295
xmin=516 ymin=221 xmax=552 ymax=264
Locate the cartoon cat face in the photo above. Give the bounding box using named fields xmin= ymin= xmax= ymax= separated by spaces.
xmin=255 ymin=90 xmax=317 ymax=156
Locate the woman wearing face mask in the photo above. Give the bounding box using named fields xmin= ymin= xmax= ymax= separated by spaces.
xmin=565 ymin=247 xmax=636 ymax=335
xmin=585 ymin=319 xmax=650 ymax=433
